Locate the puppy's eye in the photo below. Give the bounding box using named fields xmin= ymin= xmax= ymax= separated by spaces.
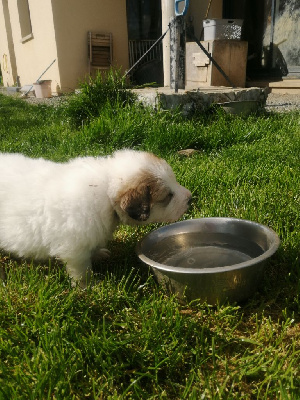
xmin=161 ymin=191 xmax=174 ymax=205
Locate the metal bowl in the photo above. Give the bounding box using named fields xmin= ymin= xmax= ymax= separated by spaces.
xmin=136 ymin=218 xmax=280 ymax=304
xmin=219 ymin=100 xmax=260 ymax=116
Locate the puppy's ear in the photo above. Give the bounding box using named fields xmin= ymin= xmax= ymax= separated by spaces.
xmin=119 ymin=184 xmax=151 ymax=221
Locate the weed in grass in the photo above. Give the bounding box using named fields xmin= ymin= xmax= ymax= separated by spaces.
xmin=62 ymin=68 xmax=135 ymax=128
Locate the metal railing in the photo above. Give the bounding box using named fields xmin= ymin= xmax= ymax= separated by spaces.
xmin=128 ymin=39 xmax=163 ymax=69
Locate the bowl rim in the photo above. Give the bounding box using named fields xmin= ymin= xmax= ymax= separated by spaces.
xmin=136 ymin=217 xmax=280 ymax=274
xmin=219 ymin=100 xmax=259 ymax=105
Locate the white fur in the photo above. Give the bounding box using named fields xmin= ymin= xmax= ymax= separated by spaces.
xmin=0 ymin=150 xmax=191 ymax=285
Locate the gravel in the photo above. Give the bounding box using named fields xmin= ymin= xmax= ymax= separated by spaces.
xmin=22 ymin=94 xmax=68 ymax=108
xmin=2 ymin=88 xmax=300 ymax=113
xmin=23 ymin=91 xmax=300 ymax=113
xmin=264 ymin=93 xmax=300 ymax=113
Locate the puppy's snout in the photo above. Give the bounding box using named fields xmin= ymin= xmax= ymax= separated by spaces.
xmin=187 ymin=195 xmax=192 ymax=207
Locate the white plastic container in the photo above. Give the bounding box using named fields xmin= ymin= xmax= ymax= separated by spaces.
xmin=33 ymin=80 xmax=52 ymax=98
xmin=203 ymin=19 xmax=243 ymax=41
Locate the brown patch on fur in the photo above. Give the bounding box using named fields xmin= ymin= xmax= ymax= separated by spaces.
xmin=116 ymin=170 xmax=170 ymax=221
xmin=119 ymin=183 xmax=151 ymax=221
xmin=144 ymin=152 xmax=161 ymax=163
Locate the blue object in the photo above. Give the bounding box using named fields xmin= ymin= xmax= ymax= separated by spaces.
xmin=175 ymin=0 xmax=190 ymax=16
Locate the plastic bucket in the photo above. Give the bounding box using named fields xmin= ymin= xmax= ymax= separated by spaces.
xmin=33 ymin=80 xmax=52 ymax=98
xmin=203 ymin=19 xmax=243 ymax=40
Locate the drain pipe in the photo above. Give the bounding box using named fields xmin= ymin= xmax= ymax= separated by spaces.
xmin=269 ymin=0 xmax=276 ymax=70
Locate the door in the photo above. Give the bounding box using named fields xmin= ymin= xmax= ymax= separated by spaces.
xmin=224 ymin=0 xmax=300 ymax=77
xmin=264 ymin=0 xmax=300 ymax=76
xmin=126 ymin=0 xmax=163 ymax=85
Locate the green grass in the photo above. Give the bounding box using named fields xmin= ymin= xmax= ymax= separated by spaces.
xmin=0 ymin=90 xmax=300 ymax=399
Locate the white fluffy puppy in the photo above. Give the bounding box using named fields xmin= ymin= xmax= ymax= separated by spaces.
xmin=0 ymin=150 xmax=191 ymax=286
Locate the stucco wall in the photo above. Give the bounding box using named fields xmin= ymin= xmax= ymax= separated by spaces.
xmin=0 ymin=0 xmax=129 ymax=93
xmin=0 ymin=0 xmax=59 ymax=90
xmin=0 ymin=0 xmax=16 ymax=86
xmin=51 ymin=0 xmax=129 ymax=92
xmin=1 ymin=0 xmax=222 ymax=93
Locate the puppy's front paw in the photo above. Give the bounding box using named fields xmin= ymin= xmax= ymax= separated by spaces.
xmin=97 ymin=248 xmax=111 ymax=260
xmin=91 ymin=248 xmax=111 ymax=263
xmin=65 ymin=256 xmax=92 ymax=289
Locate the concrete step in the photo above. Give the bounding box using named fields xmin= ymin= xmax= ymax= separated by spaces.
xmin=133 ymin=86 xmax=267 ymax=115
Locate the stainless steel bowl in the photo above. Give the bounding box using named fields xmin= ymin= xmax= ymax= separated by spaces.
xmin=219 ymin=100 xmax=260 ymax=116
xmin=136 ymin=218 xmax=280 ymax=304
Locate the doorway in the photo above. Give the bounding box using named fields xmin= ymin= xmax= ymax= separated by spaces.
xmin=126 ymin=0 xmax=163 ymax=85
xmin=265 ymin=0 xmax=300 ymax=76
xmin=223 ymin=0 xmax=300 ymax=78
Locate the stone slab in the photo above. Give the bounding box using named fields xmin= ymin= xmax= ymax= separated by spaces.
xmin=133 ymin=86 xmax=268 ymax=115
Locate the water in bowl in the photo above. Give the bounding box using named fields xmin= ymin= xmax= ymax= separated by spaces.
xmin=145 ymin=232 xmax=264 ymax=269
xmin=164 ymin=245 xmax=252 ymax=269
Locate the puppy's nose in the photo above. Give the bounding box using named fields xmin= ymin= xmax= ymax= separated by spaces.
xmin=187 ymin=195 xmax=192 ymax=207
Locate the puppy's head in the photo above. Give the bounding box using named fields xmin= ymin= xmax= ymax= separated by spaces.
xmin=110 ymin=151 xmax=192 ymax=225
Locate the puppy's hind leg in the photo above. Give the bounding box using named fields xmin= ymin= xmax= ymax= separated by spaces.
xmin=64 ymin=254 xmax=93 ymax=289
xmin=92 ymin=247 xmax=111 ymax=263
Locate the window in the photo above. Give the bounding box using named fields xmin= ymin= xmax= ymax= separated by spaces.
xmin=17 ymin=0 xmax=33 ymax=42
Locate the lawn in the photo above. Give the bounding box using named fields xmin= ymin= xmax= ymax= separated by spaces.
xmin=0 ymin=83 xmax=299 ymax=399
